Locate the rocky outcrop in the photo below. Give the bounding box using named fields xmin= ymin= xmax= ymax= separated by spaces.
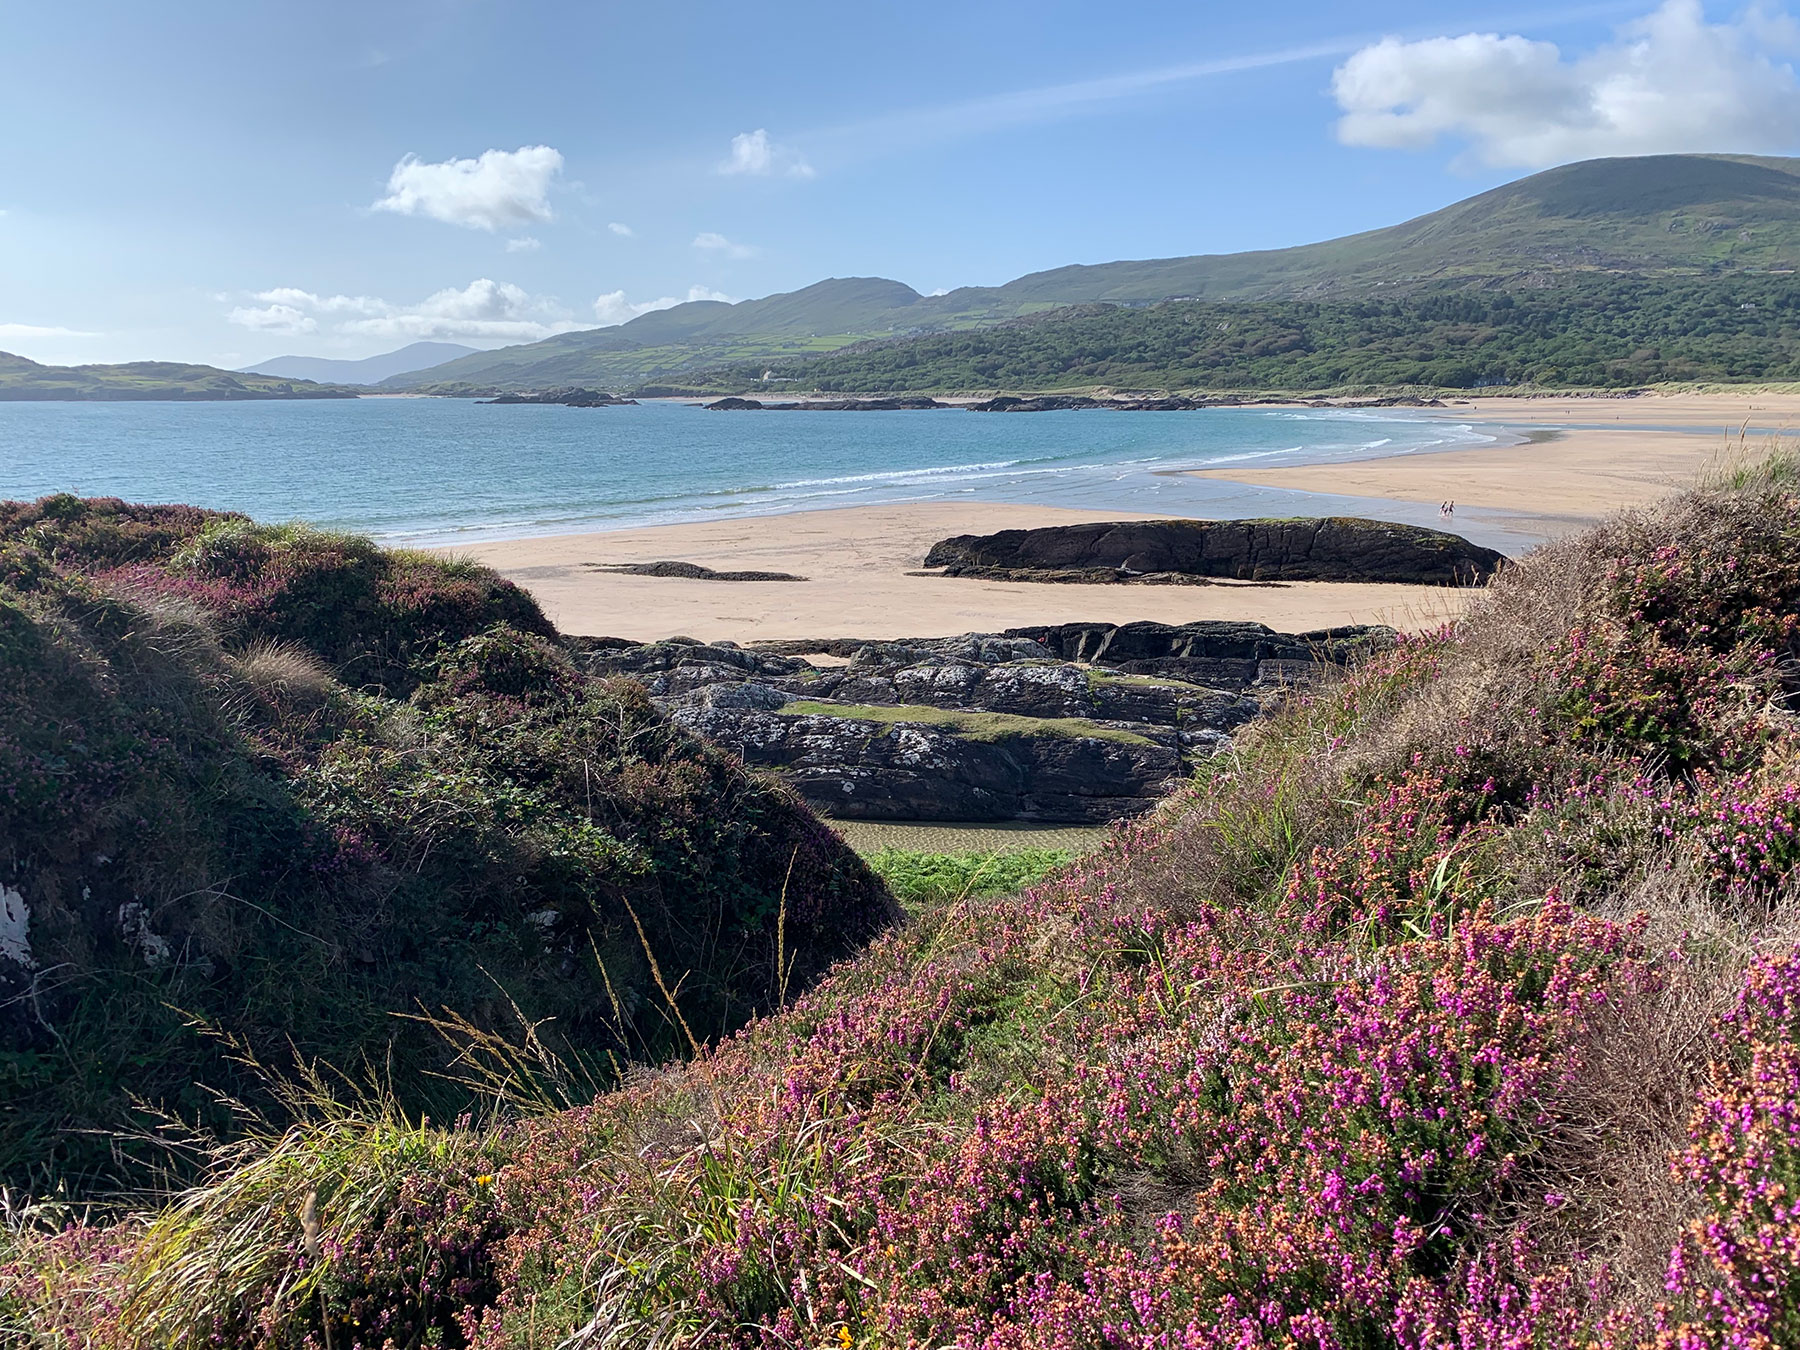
xmin=925 ymin=518 xmax=1505 ymax=586
xmin=705 ymin=396 xmax=949 ymax=411
xmin=967 ymin=395 xmax=1215 ymax=411
xmin=585 ymin=560 xmax=808 ymax=581
xmin=576 ymin=621 xmax=1391 ymax=823
xmin=481 ymin=388 xmax=636 ymax=406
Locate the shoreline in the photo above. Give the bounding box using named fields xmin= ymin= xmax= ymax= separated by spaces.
xmin=440 ymin=391 xmax=1794 ymax=643
xmin=1190 ymin=392 xmax=1800 ymax=528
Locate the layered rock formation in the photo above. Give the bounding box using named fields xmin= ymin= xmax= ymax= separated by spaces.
xmin=577 ymin=621 xmax=1390 ymax=823
xmin=924 ymin=517 xmax=1505 ymax=586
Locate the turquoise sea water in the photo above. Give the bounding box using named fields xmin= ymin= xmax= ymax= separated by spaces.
xmin=0 ymin=398 xmax=1527 ymax=548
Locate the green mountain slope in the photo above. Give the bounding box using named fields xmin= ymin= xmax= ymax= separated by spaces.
xmin=951 ymin=153 xmax=1800 ymax=306
xmin=388 ymin=154 xmax=1800 ymax=393
xmin=0 ymin=352 xmax=356 ymax=400
xmin=706 ymin=273 xmax=1800 ymax=394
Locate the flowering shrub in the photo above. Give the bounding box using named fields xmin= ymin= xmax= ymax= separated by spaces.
xmin=8 ymin=472 xmax=1800 ymax=1346
xmin=1660 ymin=946 xmax=1800 ymax=1349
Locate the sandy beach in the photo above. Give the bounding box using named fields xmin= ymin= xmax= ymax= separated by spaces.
xmin=452 ymin=500 xmax=1472 ymax=642
xmin=1192 ymin=392 xmax=1800 ymax=530
xmin=447 ymin=392 xmax=1794 ymax=644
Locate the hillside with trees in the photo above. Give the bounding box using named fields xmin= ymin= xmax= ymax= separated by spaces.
xmin=703 ymin=273 xmax=1800 ymax=393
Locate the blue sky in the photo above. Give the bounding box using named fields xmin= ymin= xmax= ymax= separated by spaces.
xmin=5 ymin=0 xmax=1800 ymax=366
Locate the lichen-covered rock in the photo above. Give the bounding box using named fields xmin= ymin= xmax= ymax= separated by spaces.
xmin=671 ymin=703 xmax=1183 ymax=823
xmin=580 ymin=621 xmax=1386 ymax=822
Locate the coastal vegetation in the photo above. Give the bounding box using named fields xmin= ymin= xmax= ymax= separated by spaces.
xmin=0 ymin=496 xmax=891 ymax=1192
xmin=5 ymin=458 xmax=1800 ymax=1346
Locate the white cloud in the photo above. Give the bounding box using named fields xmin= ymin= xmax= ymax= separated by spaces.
xmin=227 ymin=304 xmax=318 ymax=335
xmin=608 ymin=221 xmax=635 ymax=236
xmin=228 ymin=279 xmax=585 ymax=342
xmin=252 ymin=288 xmax=385 ymax=316
xmin=0 ymin=322 xmax=101 ymax=339
xmin=1332 ymin=0 xmax=1800 ymax=168
xmin=590 ymin=285 xmax=735 ymax=327
xmin=720 ymin=128 xmax=816 ymax=179
xmin=505 ymin=236 xmax=541 ymax=252
xmin=693 ymin=231 xmax=758 ymax=260
xmin=372 ymin=145 xmax=563 ymax=231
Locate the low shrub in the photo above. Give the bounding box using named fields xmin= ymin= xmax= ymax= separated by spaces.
xmin=0 ymin=498 xmax=894 ymax=1194
xmin=11 ymin=464 xmax=1800 ymax=1346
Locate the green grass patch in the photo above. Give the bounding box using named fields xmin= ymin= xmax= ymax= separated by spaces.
xmin=864 ymin=847 xmax=1074 ymax=912
xmin=780 ymin=700 xmax=1156 ymax=745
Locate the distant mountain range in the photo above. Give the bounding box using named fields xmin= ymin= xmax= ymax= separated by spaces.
xmin=388 ymin=154 xmax=1800 ymax=393
xmin=241 ymin=341 xmax=480 ymax=386
xmin=8 ymin=154 xmax=1800 ymax=402
xmin=0 ymin=352 xmax=355 ymax=401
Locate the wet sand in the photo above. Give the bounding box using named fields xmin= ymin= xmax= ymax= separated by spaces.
xmin=1191 ymin=392 xmax=1798 ymax=530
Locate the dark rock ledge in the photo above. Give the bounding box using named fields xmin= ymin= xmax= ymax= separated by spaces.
xmin=924 ymin=517 xmax=1505 ymax=587
xmin=573 ymin=620 xmax=1390 ymax=823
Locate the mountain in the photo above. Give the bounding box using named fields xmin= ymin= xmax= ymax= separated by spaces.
xmin=714 ymin=272 xmax=1800 ymax=394
xmin=241 ymin=340 xmax=480 ymax=386
xmin=388 ymin=278 xmax=949 ymax=392
xmin=387 ymin=154 xmax=1800 ymax=393
xmin=0 ymin=352 xmax=356 ymax=400
xmin=947 ymin=152 xmax=1800 ymax=306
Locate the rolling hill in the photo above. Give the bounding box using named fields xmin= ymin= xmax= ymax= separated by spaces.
xmin=240 ymin=340 xmax=478 ymax=385
xmin=704 ymin=272 xmax=1800 ymax=394
xmin=0 ymin=352 xmax=356 ymax=401
xmin=390 ymin=154 xmax=1800 ymax=393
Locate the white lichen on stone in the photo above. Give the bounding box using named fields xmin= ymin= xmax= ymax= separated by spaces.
xmin=0 ymin=885 xmax=34 ymax=968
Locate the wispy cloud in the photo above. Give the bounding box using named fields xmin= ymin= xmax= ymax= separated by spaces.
xmin=505 ymin=236 xmax=542 ymax=252
xmin=372 ymin=145 xmax=563 ymax=231
xmin=804 ymin=38 xmax=1362 ymax=162
xmin=0 ymin=322 xmax=101 ymax=339
xmin=719 ymin=128 xmax=816 ymax=178
xmin=608 ymin=221 xmax=635 ymax=236
xmin=693 ymin=231 xmax=758 ymax=259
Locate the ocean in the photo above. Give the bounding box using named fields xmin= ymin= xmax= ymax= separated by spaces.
xmin=0 ymin=397 xmax=1523 ymax=548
